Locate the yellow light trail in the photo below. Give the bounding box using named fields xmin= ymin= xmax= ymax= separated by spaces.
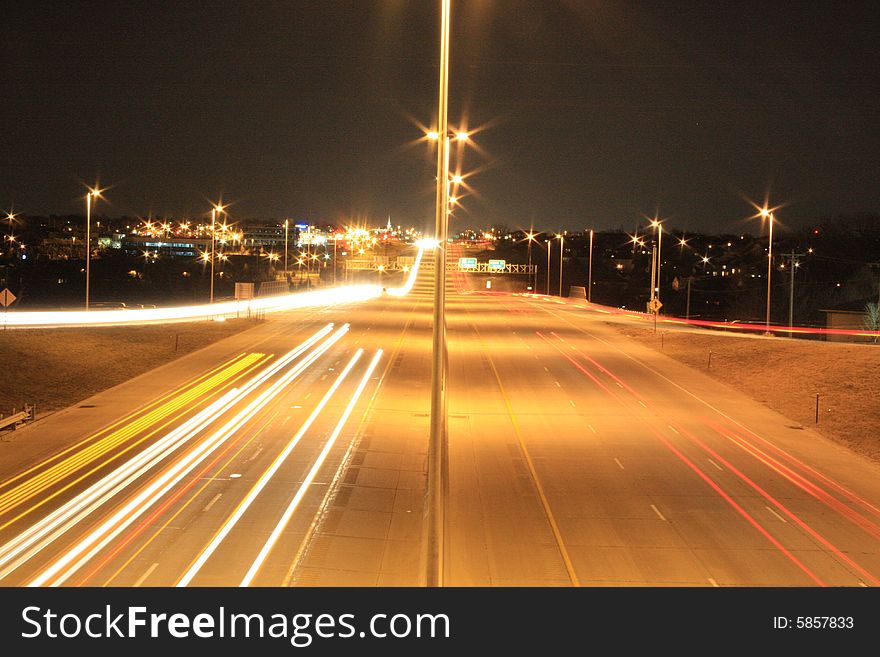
xmin=27 ymin=325 xmax=348 ymax=586
xmin=0 ymin=325 xmax=336 ymax=582
xmin=0 ymin=353 xmax=269 ymax=525
xmin=0 ymin=354 xmax=271 ymax=534
xmin=0 ymin=352 xmax=252 ymax=495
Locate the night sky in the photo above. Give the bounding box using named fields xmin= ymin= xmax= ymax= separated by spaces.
xmin=2 ymin=1 xmax=878 ymax=234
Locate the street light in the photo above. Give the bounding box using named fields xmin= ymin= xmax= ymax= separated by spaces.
xmin=84 ymin=186 xmax=103 ymax=309
xmin=210 ymin=202 xmax=225 ymax=304
xmin=587 ymin=228 xmax=594 ymax=302
xmin=649 ymin=219 xmax=663 ymax=309
xmin=524 ymin=231 xmax=537 ymax=292
xmin=284 ymin=219 xmax=289 ymax=275
xmin=759 ymin=207 xmax=775 ymax=332
xmin=546 ymin=236 xmax=552 ymax=294
xmin=557 ymin=233 xmax=565 ymax=296
xmin=426 ymin=0 xmax=451 ymax=589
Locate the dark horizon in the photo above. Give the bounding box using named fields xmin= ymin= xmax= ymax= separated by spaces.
xmin=2 ymin=1 xmax=878 ymax=235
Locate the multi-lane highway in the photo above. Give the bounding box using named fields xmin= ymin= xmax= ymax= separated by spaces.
xmin=1 ymin=251 xmax=880 ymax=586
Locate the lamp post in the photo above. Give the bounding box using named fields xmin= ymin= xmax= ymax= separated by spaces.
xmin=649 ymin=219 xmax=662 ymax=308
xmin=426 ymin=0 xmax=451 ymax=589
xmin=209 ymin=203 xmax=224 ymax=305
xmin=557 ymin=233 xmax=564 ymax=297
xmin=84 ymin=187 xmax=102 ymax=309
xmin=546 ymin=237 xmax=552 ymax=294
xmin=210 ymin=208 xmax=216 ymax=304
xmin=760 ymin=208 xmax=775 ymax=332
xmin=525 ymin=231 xmax=536 ymax=292
xmin=284 ymin=219 xmax=289 ymax=276
xmin=333 ymin=234 xmax=338 ymax=286
xmin=587 ymin=228 xmax=594 ymax=302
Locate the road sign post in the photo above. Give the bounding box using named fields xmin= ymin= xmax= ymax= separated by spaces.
xmin=0 ymin=288 xmax=15 ymax=307
xmin=1 ymin=288 xmax=16 ymax=329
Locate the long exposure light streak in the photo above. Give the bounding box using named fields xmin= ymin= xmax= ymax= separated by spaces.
xmin=0 ymin=324 xmax=336 ymax=581
xmin=27 ymin=325 xmax=350 ymax=586
xmin=2 ymin=248 xmax=424 ymax=328
xmin=240 ymin=349 xmax=383 ymax=586
xmin=176 ymin=349 xmax=366 ymax=587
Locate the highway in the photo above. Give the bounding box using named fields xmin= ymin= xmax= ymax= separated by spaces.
xmin=1 ymin=252 xmax=880 ymax=586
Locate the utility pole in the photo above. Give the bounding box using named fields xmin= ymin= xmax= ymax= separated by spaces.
xmin=546 ymin=239 xmax=551 ymax=294
xmin=686 ymin=276 xmax=693 ymax=320
xmin=558 ymin=234 xmax=564 ymax=297
xmin=782 ymin=250 xmax=805 ymax=336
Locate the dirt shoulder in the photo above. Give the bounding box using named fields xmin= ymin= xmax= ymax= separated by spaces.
xmin=0 ymin=319 xmax=252 ymax=416
xmin=613 ymin=324 xmax=880 ymax=462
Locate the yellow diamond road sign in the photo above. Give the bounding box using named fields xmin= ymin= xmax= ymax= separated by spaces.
xmin=0 ymin=288 xmax=15 ymax=308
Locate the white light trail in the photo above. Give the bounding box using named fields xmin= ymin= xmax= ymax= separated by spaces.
xmin=3 ymin=248 xmax=424 ymax=328
xmin=176 ymin=349 xmax=365 ymax=587
xmin=240 ymin=349 xmax=383 ymax=586
xmin=28 ymin=325 xmax=350 ymax=587
xmin=385 ymin=248 xmax=424 ymax=297
xmin=0 ymin=324 xmax=336 ymax=580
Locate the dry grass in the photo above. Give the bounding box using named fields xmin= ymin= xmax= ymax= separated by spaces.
xmin=615 ymin=325 xmax=880 ymax=462
xmin=0 ymin=320 xmax=251 ymax=415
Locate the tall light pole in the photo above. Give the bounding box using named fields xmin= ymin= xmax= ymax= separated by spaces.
xmin=760 ymin=208 xmax=775 ymax=332
xmin=84 ymin=187 xmax=102 ymax=309
xmin=284 ymin=219 xmax=289 ymax=276
xmin=650 ymin=219 xmax=663 ymax=307
xmin=525 ymin=231 xmax=536 ymax=292
xmin=587 ymin=228 xmax=594 ymax=302
xmin=557 ymin=233 xmax=564 ymax=296
xmin=425 ymin=0 xmax=451 ymax=590
xmin=332 ymin=234 xmax=338 ymax=285
xmin=546 ymin=237 xmax=552 ymax=294
xmin=209 ymin=203 xmax=224 ymax=304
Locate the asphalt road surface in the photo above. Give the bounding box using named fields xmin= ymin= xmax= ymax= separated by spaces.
xmin=1 ymin=254 xmax=879 ymax=587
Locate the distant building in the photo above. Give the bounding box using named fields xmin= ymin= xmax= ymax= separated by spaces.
xmin=122 ymin=235 xmax=210 ymax=257
xmin=243 ymin=222 xmax=296 ymax=251
xmin=820 ymin=298 xmax=874 ymax=342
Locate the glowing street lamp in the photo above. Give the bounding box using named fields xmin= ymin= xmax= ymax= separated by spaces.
xmin=557 ymin=233 xmax=565 ymax=296
xmin=546 ymin=236 xmax=552 ymax=294
xmin=587 ymin=229 xmax=594 ymax=302
xmin=649 ymin=219 xmax=663 ymax=309
xmin=84 ymin=186 xmax=103 ymax=309
xmin=425 ymin=0 xmax=451 ymax=589
xmin=524 ymin=231 xmax=538 ymax=292
xmin=284 ymin=219 xmax=290 ymax=274
xmin=209 ymin=203 xmax=225 ymax=304
xmin=758 ymin=206 xmax=775 ymax=332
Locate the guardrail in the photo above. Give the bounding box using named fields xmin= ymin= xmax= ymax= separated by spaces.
xmin=0 ymin=404 xmax=34 ymax=432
